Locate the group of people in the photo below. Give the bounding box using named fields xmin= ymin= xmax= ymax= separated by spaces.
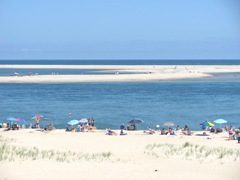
xmin=226 ymin=126 xmax=240 ymax=142
xmin=143 ymin=125 xmax=193 ymax=136
xmin=105 ymin=128 xmax=127 ymax=136
xmin=66 ymin=118 xmax=96 ymax=132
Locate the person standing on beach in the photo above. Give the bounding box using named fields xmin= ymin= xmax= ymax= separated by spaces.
xmin=36 ymin=119 xmax=40 ymax=129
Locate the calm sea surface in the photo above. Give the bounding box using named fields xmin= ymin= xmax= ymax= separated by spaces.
xmin=0 ymin=60 xmax=239 ymax=130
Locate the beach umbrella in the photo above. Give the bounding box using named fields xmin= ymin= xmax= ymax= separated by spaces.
xmin=31 ymin=115 xmax=50 ymax=120
xmin=199 ymin=121 xmax=214 ymax=127
xmin=214 ymin=119 xmax=227 ymax=128
xmin=68 ymin=119 xmax=79 ymax=126
xmin=6 ymin=117 xmax=21 ymax=127
xmin=16 ymin=118 xmax=27 ymax=123
xmin=163 ymin=122 xmax=174 ymax=129
xmin=79 ymin=118 xmax=88 ymax=124
xmin=128 ymin=118 xmax=143 ymax=124
xmin=7 ymin=117 xmax=18 ymax=122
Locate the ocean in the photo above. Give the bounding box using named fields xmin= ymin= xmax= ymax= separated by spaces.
xmin=0 ymin=60 xmax=240 ymax=130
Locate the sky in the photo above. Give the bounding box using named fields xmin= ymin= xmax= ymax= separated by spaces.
xmin=0 ymin=0 xmax=240 ymax=60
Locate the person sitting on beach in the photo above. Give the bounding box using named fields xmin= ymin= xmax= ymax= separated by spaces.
xmin=169 ymin=128 xmax=175 ymax=135
xmin=106 ymin=128 xmax=117 ymax=135
xmin=44 ymin=123 xmax=55 ymax=131
xmin=216 ymin=128 xmax=222 ymax=133
xmin=176 ymin=125 xmax=180 ymax=131
xmin=182 ymin=125 xmax=189 ymax=131
xmin=144 ymin=127 xmax=155 ymax=135
xmin=127 ymin=124 xmax=135 ymax=131
xmin=182 ymin=127 xmax=194 ymax=135
xmin=160 ymin=128 xmax=168 ymax=135
xmin=209 ymin=127 xmax=215 ymax=133
xmin=66 ymin=125 xmax=73 ymax=132
xmin=120 ymin=129 xmax=127 ymax=135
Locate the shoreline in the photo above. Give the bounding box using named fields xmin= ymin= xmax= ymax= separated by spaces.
xmin=0 ymin=65 xmax=240 ymax=83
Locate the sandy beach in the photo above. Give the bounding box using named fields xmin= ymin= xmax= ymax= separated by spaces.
xmin=0 ymin=65 xmax=240 ymax=83
xmin=0 ymin=128 xmax=239 ymax=180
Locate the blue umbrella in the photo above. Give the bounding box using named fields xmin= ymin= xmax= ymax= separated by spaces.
xmin=128 ymin=118 xmax=143 ymax=124
xmin=7 ymin=117 xmax=18 ymax=122
xmin=214 ymin=119 xmax=227 ymax=124
xmin=68 ymin=119 xmax=79 ymax=126
xmin=214 ymin=119 xmax=227 ymax=128
xmin=16 ymin=118 xmax=27 ymax=123
xmin=32 ymin=115 xmax=50 ymax=120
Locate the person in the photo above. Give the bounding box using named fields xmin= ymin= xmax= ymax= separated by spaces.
xmin=169 ymin=128 xmax=175 ymax=135
xmin=120 ymin=129 xmax=127 ymax=135
xmin=66 ymin=125 xmax=73 ymax=132
xmin=176 ymin=125 xmax=180 ymax=131
xmin=216 ymin=128 xmax=222 ymax=133
xmin=236 ymin=127 xmax=240 ymax=143
xmin=35 ymin=119 xmax=40 ymax=129
xmin=90 ymin=118 xmax=95 ymax=127
xmin=144 ymin=127 xmax=155 ymax=135
xmin=182 ymin=126 xmax=194 ymax=135
xmin=210 ymin=127 xmax=215 ymax=133
xmin=45 ymin=123 xmax=55 ymax=131
xmin=106 ymin=128 xmax=117 ymax=135
xmin=160 ymin=128 xmax=168 ymax=135
xmin=228 ymin=126 xmax=234 ymax=140
xmin=182 ymin=125 xmax=189 ymax=131
xmin=127 ymin=124 xmax=135 ymax=130
xmin=224 ymin=125 xmax=229 ymax=131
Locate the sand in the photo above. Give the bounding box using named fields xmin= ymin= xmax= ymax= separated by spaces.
xmin=0 ymin=129 xmax=239 ymax=180
xmin=0 ymin=65 xmax=240 ymax=82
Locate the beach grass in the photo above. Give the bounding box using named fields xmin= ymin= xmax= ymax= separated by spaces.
xmin=144 ymin=142 xmax=240 ymax=162
xmin=0 ymin=138 xmax=112 ymax=162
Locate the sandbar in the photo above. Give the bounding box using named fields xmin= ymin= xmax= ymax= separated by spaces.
xmin=0 ymin=65 xmax=240 ymax=83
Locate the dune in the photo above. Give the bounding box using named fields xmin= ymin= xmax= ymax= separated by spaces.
xmin=0 ymin=129 xmax=239 ymax=180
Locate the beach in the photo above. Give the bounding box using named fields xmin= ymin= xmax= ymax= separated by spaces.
xmin=0 ymin=65 xmax=240 ymax=82
xmin=0 ymin=128 xmax=239 ymax=180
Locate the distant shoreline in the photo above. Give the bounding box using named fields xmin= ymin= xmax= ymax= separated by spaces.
xmin=0 ymin=65 xmax=239 ymax=83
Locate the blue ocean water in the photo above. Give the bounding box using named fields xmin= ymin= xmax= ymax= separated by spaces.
xmin=0 ymin=60 xmax=240 ymax=130
xmin=0 ymin=59 xmax=240 ymax=65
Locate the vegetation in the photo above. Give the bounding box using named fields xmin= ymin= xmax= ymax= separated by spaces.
xmin=144 ymin=142 xmax=240 ymax=163
xmin=0 ymin=138 xmax=112 ymax=162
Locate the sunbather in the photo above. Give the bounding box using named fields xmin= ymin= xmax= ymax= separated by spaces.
xmin=106 ymin=128 xmax=117 ymax=135
xmin=160 ymin=128 xmax=168 ymax=135
xmin=144 ymin=127 xmax=155 ymax=135
xmin=169 ymin=128 xmax=175 ymax=135
xmin=120 ymin=129 xmax=127 ymax=135
xmin=182 ymin=128 xmax=194 ymax=135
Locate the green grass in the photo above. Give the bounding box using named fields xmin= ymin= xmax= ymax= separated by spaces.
xmin=0 ymin=138 xmax=112 ymax=162
xmin=145 ymin=142 xmax=240 ymax=163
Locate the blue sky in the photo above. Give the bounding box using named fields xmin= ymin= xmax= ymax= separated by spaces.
xmin=0 ymin=0 xmax=239 ymax=60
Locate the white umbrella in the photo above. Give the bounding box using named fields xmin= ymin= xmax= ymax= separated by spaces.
xmin=79 ymin=118 xmax=88 ymax=124
xmin=163 ymin=122 xmax=174 ymax=129
xmin=163 ymin=122 xmax=174 ymax=127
